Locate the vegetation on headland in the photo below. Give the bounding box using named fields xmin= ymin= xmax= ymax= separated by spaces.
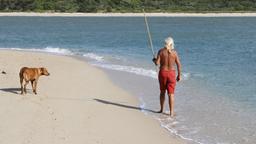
xmin=1 ymin=0 xmax=256 ymax=13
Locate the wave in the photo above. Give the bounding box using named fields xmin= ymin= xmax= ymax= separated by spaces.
xmin=1 ymin=47 xmax=74 ymax=55
xmin=42 ymin=47 xmax=74 ymax=55
xmin=81 ymin=53 xmax=192 ymax=80
xmin=83 ymin=53 xmax=104 ymax=62
xmin=93 ymin=63 xmax=191 ymax=81
xmin=93 ymin=63 xmax=158 ymax=79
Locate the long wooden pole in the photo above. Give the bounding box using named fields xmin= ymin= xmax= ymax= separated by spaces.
xmin=143 ymin=9 xmax=159 ymax=75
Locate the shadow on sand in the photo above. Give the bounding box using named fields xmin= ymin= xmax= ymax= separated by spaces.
xmin=0 ymin=88 xmax=20 ymax=94
xmin=94 ymin=98 xmax=159 ymax=114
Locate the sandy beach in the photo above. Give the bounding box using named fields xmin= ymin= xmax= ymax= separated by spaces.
xmin=0 ymin=50 xmax=184 ymax=144
xmin=1 ymin=12 xmax=256 ymax=17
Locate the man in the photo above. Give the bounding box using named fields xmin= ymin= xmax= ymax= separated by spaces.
xmin=153 ymin=37 xmax=181 ymax=117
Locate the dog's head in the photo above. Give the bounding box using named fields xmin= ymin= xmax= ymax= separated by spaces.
xmin=40 ymin=67 xmax=50 ymax=76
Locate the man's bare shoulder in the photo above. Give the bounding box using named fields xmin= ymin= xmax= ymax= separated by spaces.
xmin=158 ymin=48 xmax=166 ymax=54
xmin=172 ymin=50 xmax=180 ymax=60
xmin=172 ymin=49 xmax=178 ymax=55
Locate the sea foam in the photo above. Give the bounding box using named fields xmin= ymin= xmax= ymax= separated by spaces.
xmin=83 ymin=53 xmax=104 ymax=62
xmin=2 ymin=47 xmax=74 ymax=55
xmin=93 ymin=63 xmax=158 ymax=79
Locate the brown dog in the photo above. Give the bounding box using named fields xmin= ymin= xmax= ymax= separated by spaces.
xmin=19 ymin=67 xmax=50 ymax=95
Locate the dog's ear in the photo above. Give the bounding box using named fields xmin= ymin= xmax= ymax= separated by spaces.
xmin=39 ymin=67 xmax=44 ymax=74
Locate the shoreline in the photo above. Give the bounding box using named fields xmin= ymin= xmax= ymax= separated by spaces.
xmin=1 ymin=12 xmax=256 ymax=17
xmin=0 ymin=49 xmax=185 ymax=144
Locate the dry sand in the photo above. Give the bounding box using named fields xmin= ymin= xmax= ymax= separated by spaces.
xmin=1 ymin=12 xmax=256 ymax=17
xmin=0 ymin=50 xmax=185 ymax=144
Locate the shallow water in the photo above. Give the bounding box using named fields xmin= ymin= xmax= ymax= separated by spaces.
xmin=1 ymin=16 xmax=256 ymax=144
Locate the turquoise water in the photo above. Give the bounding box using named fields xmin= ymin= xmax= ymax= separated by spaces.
xmin=0 ymin=16 xmax=256 ymax=144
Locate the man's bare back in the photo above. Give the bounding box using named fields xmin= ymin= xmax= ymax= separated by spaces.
xmin=157 ymin=48 xmax=179 ymax=71
xmin=155 ymin=48 xmax=181 ymax=75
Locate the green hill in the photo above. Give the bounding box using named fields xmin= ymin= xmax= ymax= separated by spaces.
xmin=1 ymin=0 xmax=256 ymax=12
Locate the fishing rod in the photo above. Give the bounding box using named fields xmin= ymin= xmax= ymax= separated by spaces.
xmin=143 ymin=9 xmax=155 ymax=57
xmin=143 ymin=9 xmax=159 ymax=75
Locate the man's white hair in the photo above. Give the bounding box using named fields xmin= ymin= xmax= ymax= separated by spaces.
xmin=165 ymin=37 xmax=174 ymax=50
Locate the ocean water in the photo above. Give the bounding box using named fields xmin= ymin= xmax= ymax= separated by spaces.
xmin=0 ymin=16 xmax=256 ymax=144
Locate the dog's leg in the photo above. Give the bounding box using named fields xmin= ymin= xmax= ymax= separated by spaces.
xmin=32 ymin=80 xmax=37 ymax=94
xmin=24 ymin=81 xmax=29 ymax=94
xmin=31 ymin=80 xmax=35 ymax=94
xmin=34 ymin=79 xmax=38 ymax=94
xmin=20 ymin=78 xmax=24 ymax=94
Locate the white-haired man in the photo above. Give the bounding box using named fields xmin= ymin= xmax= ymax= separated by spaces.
xmin=153 ymin=37 xmax=181 ymax=117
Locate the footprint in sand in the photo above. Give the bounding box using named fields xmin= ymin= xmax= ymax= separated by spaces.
xmin=46 ymin=106 xmax=69 ymax=143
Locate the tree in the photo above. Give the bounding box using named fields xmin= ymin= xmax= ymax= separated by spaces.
xmin=54 ymin=0 xmax=78 ymax=12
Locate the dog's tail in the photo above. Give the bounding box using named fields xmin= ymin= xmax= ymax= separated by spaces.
xmin=19 ymin=67 xmax=29 ymax=82
xmin=19 ymin=67 xmax=27 ymax=77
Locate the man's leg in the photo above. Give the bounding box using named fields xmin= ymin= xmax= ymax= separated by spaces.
xmin=168 ymin=93 xmax=174 ymax=117
xmin=158 ymin=91 xmax=165 ymax=113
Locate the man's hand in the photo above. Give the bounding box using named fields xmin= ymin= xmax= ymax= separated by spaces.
xmin=176 ymin=75 xmax=181 ymax=82
xmin=152 ymin=57 xmax=157 ymax=65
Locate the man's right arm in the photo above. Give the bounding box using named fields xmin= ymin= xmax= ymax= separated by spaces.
xmin=153 ymin=50 xmax=161 ymax=66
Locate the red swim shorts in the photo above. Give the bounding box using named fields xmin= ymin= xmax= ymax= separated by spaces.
xmin=158 ymin=70 xmax=176 ymax=94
